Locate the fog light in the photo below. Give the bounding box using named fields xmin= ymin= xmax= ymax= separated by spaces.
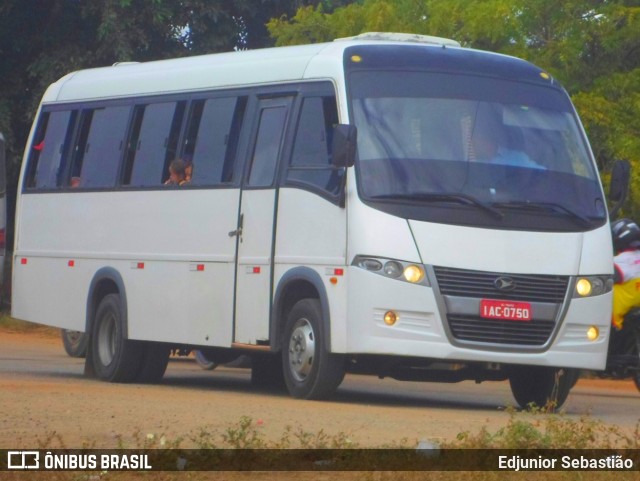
xmin=587 ymin=326 xmax=599 ymax=341
xmin=403 ymin=265 xmax=425 ymax=283
xmin=576 ymin=278 xmax=592 ymax=297
xmin=384 ymin=311 xmax=398 ymax=326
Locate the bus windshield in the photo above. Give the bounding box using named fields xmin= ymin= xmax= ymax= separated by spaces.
xmin=349 ymin=71 xmax=606 ymax=230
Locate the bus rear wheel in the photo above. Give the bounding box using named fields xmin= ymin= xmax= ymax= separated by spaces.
xmin=91 ymin=293 xmax=142 ymax=382
xmin=282 ymin=299 xmax=345 ymax=400
xmin=508 ymin=366 xmax=577 ymax=411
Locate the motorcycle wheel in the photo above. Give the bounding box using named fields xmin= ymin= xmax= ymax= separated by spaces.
xmin=627 ymin=315 xmax=640 ymax=392
xmin=633 ymin=332 xmax=640 ymax=391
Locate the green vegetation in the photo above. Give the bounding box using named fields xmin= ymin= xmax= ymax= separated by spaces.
xmin=0 ymin=313 xmax=55 ymax=333
xmin=24 ymin=410 xmax=640 ymax=451
xmin=447 ymin=406 xmax=640 ymax=449
xmin=4 ymin=412 xmax=636 ymax=481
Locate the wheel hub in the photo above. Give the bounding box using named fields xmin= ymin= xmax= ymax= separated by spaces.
xmin=97 ymin=313 xmax=116 ymax=367
xmin=288 ymin=318 xmax=315 ymax=382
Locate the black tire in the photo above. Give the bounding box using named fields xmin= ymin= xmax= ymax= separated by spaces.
xmin=509 ymin=366 xmax=577 ymax=411
xmin=91 ymin=294 xmax=143 ymax=382
xmin=282 ymin=298 xmax=345 ymax=399
xmin=628 ymin=320 xmax=640 ymax=392
xmin=136 ymin=342 xmax=170 ymax=383
xmin=632 ymin=335 xmax=640 ymax=392
xmin=61 ymin=329 xmax=89 ymax=358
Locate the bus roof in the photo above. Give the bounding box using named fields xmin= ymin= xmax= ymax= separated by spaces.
xmin=46 ymin=42 xmax=332 ymax=103
xmin=42 ymin=34 xmax=552 ymax=103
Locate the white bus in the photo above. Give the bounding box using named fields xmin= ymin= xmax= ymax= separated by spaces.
xmin=12 ymin=33 xmax=621 ymax=408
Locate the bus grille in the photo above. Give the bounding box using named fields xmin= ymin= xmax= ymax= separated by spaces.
xmin=434 ymin=266 xmax=569 ymax=346
xmin=447 ymin=314 xmax=555 ymax=346
xmin=433 ymin=266 xmax=569 ymax=303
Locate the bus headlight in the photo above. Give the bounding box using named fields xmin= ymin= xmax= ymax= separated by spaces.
xmin=353 ymin=256 xmax=430 ymax=286
xmin=573 ymin=276 xmax=612 ymax=298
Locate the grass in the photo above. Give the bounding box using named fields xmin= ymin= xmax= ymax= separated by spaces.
xmin=445 ymin=405 xmax=640 ymax=449
xmin=0 ymin=312 xmax=59 ymax=335
xmin=1 ymin=411 xmax=634 ymax=481
xmin=2 ymin=415 xmax=639 ymax=481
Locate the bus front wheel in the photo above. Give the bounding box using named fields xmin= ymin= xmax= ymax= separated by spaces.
xmin=91 ymin=293 xmax=143 ymax=382
xmin=282 ymin=299 xmax=345 ymax=400
xmin=508 ymin=366 xmax=576 ymax=411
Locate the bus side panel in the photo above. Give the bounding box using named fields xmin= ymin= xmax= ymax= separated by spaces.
xmin=12 ymin=255 xmax=89 ymax=330
xmin=125 ymin=259 xmax=235 ymax=346
xmin=13 ymin=190 xmax=239 ymax=346
xmin=274 ymin=188 xmax=347 ymax=352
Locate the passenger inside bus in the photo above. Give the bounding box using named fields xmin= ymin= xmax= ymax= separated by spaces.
xmin=164 ymin=159 xmax=190 ymax=186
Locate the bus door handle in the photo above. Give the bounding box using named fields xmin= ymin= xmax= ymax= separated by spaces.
xmin=228 ymin=213 xmax=244 ymax=238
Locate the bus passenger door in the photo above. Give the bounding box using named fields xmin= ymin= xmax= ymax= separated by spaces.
xmin=233 ymin=97 xmax=293 ymax=345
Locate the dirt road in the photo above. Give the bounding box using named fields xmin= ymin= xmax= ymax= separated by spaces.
xmin=1 ymin=327 xmax=639 ymax=450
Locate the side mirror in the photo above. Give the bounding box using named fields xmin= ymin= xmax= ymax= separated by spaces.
xmin=609 ymin=159 xmax=630 ymax=202
xmin=609 ymin=159 xmax=630 ymax=218
xmin=331 ymin=124 xmax=357 ymax=168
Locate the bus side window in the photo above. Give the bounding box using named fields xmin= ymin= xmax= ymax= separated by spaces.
xmin=247 ymin=106 xmax=288 ymax=187
xmin=287 ymin=95 xmax=341 ymax=196
xmin=25 ymin=110 xmax=76 ymax=189
xmin=68 ymin=109 xmax=94 ymax=187
xmin=182 ymin=96 xmax=247 ymax=186
xmin=123 ymin=101 xmax=186 ymax=187
xmin=69 ymin=106 xmax=131 ymax=189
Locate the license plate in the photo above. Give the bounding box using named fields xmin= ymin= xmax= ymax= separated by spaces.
xmin=480 ymin=299 xmax=532 ymax=321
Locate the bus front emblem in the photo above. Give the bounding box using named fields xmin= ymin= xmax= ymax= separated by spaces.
xmin=494 ymin=277 xmax=516 ymax=291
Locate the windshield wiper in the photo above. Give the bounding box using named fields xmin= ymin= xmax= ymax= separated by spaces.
xmin=492 ymin=201 xmax=594 ymax=228
xmin=370 ymin=192 xmax=504 ymax=220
